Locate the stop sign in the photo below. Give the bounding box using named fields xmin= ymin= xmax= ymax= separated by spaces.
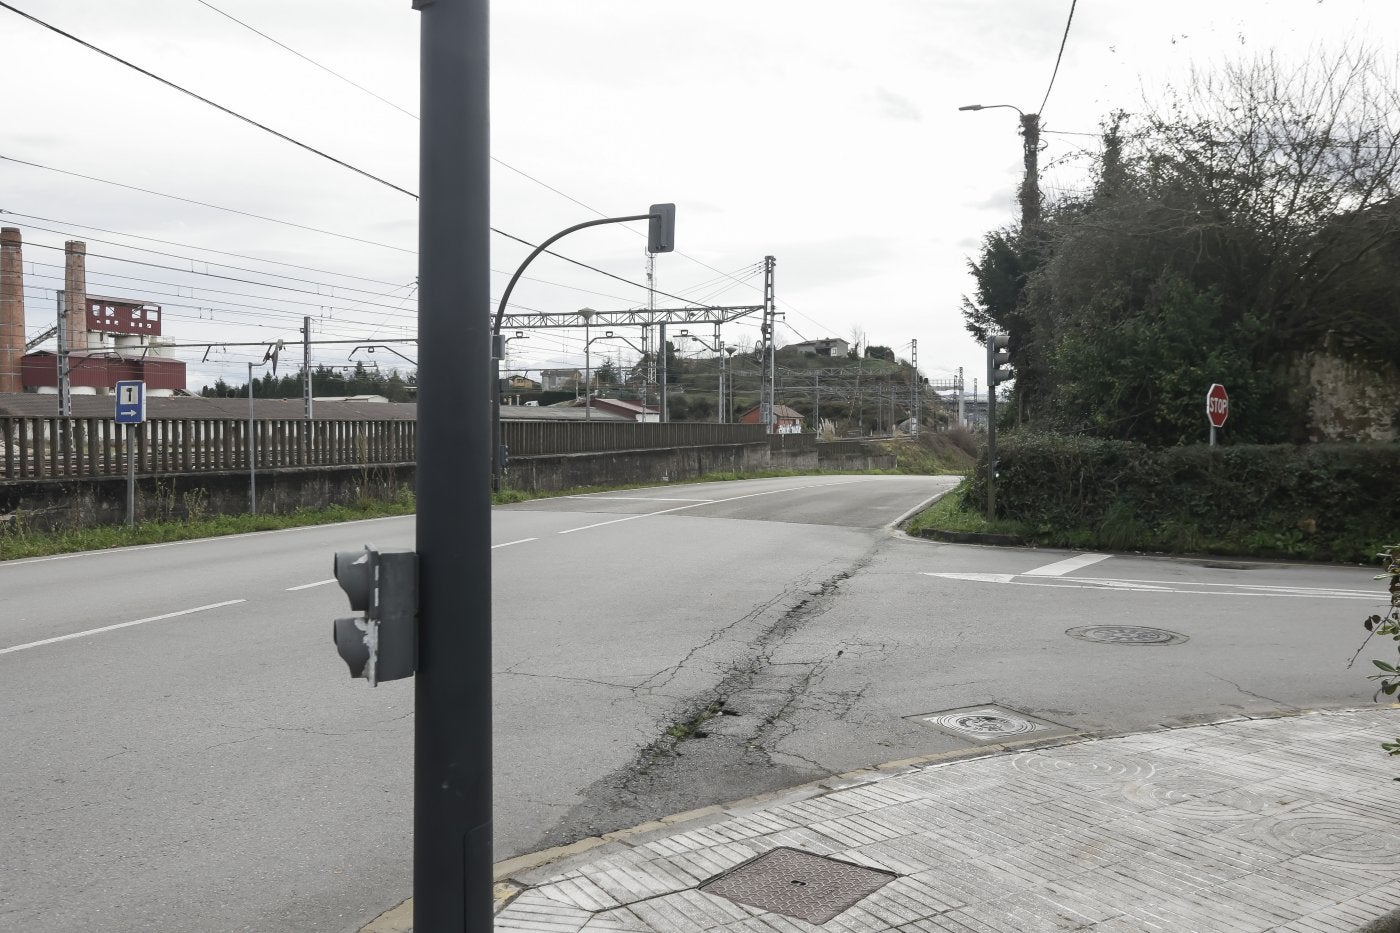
xmin=1206 ymin=383 xmax=1229 ymax=428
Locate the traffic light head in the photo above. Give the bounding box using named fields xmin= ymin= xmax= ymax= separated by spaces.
xmin=988 ymin=334 xmax=1013 ymax=386
xmin=647 ymin=203 xmax=676 ymax=254
xmin=332 ymin=546 xmax=418 ymax=686
xmin=334 ymin=548 xmax=376 ymax=613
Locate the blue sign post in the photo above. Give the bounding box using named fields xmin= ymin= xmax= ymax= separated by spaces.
xmin=115 ymin=380 xmax=146 ymax=425
xmin=114 ymin=381 xmax=145 ymax=525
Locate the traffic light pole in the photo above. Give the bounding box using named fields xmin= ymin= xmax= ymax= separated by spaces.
xmin=986 ymin=335 xmax=1010 ymax=520
xmin=415 ymin=1 xmax=492 ymax=930
xmin=491 ymin=211 xmax=666 ymax=488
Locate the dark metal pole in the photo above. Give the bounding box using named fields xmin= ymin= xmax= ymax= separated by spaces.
xmin=986 ymin=341 xmax=997 ymax=520
xmin=416 ymin=0 xmax=492 ymax=930
xmin=248 ymin=361 xmax=257 ymax=516
xmin=125 ymin=423 xmax=135 ymax=526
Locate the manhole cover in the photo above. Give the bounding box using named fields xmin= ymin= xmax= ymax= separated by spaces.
xmin=1066 ymin=625 xmax=1188 ymax=645
xmin=922 ymin=708 xmax=1046 ymax=739
xmin=700 ymin=847 xmax=895 ymax=924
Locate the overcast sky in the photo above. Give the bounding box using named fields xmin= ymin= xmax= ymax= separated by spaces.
xmin=3 ymin=0 xmax=1394 ymax=394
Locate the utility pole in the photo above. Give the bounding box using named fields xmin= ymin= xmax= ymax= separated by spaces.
xmin=56 ymin=292 xmax=72 ymax=417
xmin=1019 ymin=113 xmax=1042 ymax=230
xmin=415 ymin=0 xmax=492 ymax=930
xmin=909 ymin=339 xmax=918 ymax=437
xmin=760 ymin=255 xmax=776 ymax=432
xmin=813 ymin=370 xmax=820 ymax=431
xmin=302 ymin=315 xmax=313 ymax=421
xmin=957 ymin=366 xmax=965 ymax=427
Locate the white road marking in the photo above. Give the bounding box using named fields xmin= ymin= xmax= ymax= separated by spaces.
xmin=0 ymin=600 xmax=247 ymax=656
xmin=492 ymin=538 xmax=537 ymax=549
xmin=286 ymin=579 xmax=336 ymax=591
xmin=556 ymin=482 xmax=844 ymax=535
xmin=561 ymin=496 xmax=715 ymax=502
xmin=0 ymin=514 xmax=411 ymax=568
xmin=923 ymin=572 xmax=1378 ymax=600
xmin=1023 ymin=553 xmax=1112 ymax=576
xmin=934 ymin=572 xmax=1018 ymax=584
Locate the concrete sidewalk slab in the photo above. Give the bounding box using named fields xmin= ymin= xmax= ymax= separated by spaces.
xmin=493 ymin=709 xmax=1400 ymax=933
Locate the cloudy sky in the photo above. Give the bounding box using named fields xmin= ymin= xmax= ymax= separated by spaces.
xmin=2 ymin=0 xmax=1394 ymax=394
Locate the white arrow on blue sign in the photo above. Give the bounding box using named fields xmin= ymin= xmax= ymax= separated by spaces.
xmin=115 ymin=380 xmax=147 ymax=425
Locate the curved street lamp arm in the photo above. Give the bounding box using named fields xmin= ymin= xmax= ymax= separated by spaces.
xmin=957 ymin=102 xmax=1026 ymax=117
xmin=492 ymin=214 xmax=651 ymax=336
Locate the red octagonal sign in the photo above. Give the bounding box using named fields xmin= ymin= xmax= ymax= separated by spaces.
xmin=1206 ymin=383 xmax=1230 ymax=428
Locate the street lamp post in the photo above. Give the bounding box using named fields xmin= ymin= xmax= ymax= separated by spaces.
xmin=580 ymin=309 xmax=599 ymax=420
xmin=958 ymin=103 xmax=1041 ymax=230
xmin=677 ymin=329 xmax=734 ymax=424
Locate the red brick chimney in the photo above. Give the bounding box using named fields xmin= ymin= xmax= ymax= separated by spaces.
xmin=0 ymin=227 xmax=23 ymax=393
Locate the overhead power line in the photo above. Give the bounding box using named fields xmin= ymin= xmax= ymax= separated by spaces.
xmin=0 ymin=0 xmax=416 ymax=198
xmin=193 ymin=0 xmax=417 ymax=119
xmin=19 ymin=241 xmax=418 ymax=312
xmin=0 ymin=209 xmax=408 ymax=287
xmin=1038 ymin=0 xmax=1078 ymax=116
xmin=1 ymin=154 xmax=414 ymax=253
xmin=3 ymin=155 xmax=733 ymax=309
xmin=7 ymin=218 xmax=411 ymax=299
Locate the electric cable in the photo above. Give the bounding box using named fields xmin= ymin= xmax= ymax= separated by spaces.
xmin=0 ymin=1 xmax=416 ymax=198
xmin=1038 ymin=0 xmax=1078 ymax=117
xmin=192 ymin=0 xmax=417 ymax=119
xmin=1 ymin=210 xmax=409 ymax=288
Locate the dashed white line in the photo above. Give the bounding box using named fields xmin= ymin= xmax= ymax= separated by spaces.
xmin=492 ymin=538 xmax=537 ymax=549
xmin=286 ymin=579 xmax=336 ymax=591
xmin=0 ymin=600 xmax=247 ymax=656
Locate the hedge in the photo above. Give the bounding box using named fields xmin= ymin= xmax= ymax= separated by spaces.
xmin=963 ymin=434 xmax=1399 ymax=561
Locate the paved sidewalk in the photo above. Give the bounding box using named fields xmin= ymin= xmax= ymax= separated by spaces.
xmin=493 ymin=709 xmax=1400 ymax=933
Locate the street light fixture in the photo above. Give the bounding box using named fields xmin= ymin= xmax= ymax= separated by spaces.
xmin=677 ymin=329 xmax=735 ymax=423
xmin=958 ymin=102 xmax=1041 ymax=229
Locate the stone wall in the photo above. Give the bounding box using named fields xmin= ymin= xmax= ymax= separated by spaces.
xmin=1292 ymin=351 xmax=1400 ymax=442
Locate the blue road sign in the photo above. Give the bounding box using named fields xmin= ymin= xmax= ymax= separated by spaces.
xmin=115 ymin=380 xmax=146 ymax=424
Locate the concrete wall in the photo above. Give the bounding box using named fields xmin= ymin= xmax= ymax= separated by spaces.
xmin=0 ymin=440 xmax=826 ymax=531
xmin=505 ymin=441 xmax=818 ymax=493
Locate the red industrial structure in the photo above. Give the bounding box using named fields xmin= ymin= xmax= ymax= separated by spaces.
xmin=21 ymin=350 xmax=187 ymax=392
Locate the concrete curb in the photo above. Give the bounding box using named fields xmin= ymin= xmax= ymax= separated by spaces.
xmin=359 ymin=704 xmax=1394 ymax=931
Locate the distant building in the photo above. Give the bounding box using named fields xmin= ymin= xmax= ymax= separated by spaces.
xmin=540 ymin=368 xmax=583 ymax=392
xmin=783 ymin=338 xmax=850 ymax=359
xmin=574 ymin=397 xmax=659 ymax=423
xmin=503 ymin=374 xmax=540 ymax=391
xmin=21 ymin=348 xmax=187 ymax=395
xmin=738 ymin=403 xmax=804 ymax=434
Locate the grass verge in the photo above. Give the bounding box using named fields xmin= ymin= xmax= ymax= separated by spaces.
xmin=0 ymin=496 xmax=417 ymax=562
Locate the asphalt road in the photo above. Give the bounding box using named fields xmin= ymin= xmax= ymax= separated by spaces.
xmin=0 ymin=474 xmax=1387 ymax=933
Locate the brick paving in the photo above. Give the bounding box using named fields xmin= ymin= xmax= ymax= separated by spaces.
xmin=495 ymin=709 xmax=1400 ymax=932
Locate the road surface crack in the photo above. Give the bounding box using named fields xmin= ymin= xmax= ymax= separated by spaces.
xmin=1208 ymin=672 xmax=1297 ymax=709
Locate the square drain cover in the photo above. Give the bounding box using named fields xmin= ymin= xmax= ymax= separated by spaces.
xmin=700 ymin=847 xmax=895 ymax=924
xmin=907 ymin=705 xmax=1068 ymax=742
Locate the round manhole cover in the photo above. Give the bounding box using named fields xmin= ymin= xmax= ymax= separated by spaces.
xmin=929 ymin=711 xmax=1044 ymax=737
xmin=1066 ymin=625 xmax=1188 ymax=645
